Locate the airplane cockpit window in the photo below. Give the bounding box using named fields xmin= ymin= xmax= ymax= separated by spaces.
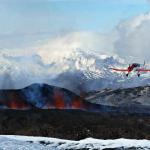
xmin=132 ymin=63 xmax=140 ymax=67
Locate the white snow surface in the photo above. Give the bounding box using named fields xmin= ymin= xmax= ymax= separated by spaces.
xmin=0 ymin=135 xmax=149 ymax=150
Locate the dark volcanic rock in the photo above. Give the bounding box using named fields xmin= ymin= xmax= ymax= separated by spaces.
xmin=0 ymin=109 xmax=149 ymax=140
xmin=85 ymin=86 xmax=150 ymax=114
xmin=86 ymin=86 xmax=150 ymax=107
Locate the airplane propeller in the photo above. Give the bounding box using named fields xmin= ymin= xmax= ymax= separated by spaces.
xmin=128 ymin=64 xmax=131 ymax=68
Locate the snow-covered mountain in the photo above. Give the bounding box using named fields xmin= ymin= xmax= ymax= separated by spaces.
xmin=0 ymin=49 xmax=150 ymax=93
xmin=0 ymin=135 xmax=149 ymax=150
xmin=51 ymin=50 xmax=150 ymax=93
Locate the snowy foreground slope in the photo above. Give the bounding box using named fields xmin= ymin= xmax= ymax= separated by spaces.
xmin=0 ymin=135 xmax=150 ymax=150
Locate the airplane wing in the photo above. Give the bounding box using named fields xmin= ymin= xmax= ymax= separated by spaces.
xmin=136 ymin=69 xmax=150 ymax=72
xmin=109 ymin=68 xmax=128 ymax=72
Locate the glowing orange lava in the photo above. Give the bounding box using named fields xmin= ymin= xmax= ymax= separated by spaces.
xmin=5 ymin=92 xmax=30 ymax=109
xmin=53 ymin=90 xmax=65 ymax=109
xmin=71 ymin=98 xmax=84 ymax=109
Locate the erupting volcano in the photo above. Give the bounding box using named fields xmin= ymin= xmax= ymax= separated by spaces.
xmin=0 ymin=83 xmax=149 ymax=114
xmin=0 ymin=83 xmax=99 ymax=111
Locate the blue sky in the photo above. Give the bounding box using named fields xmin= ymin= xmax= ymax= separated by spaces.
xmin=0 ymin=0 xmax=150 ymax=48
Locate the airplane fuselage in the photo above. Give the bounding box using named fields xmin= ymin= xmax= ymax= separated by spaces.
xmin=110 ymin=61 xmax=150 ymax=77
xmin=127 ymin=63 xmax=141 ymax=76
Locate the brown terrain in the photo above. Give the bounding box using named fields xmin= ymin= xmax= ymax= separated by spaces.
xmin=0 ymin=109 xmax=149 ymax=140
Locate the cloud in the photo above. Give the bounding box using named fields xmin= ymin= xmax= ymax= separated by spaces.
xmin=115 ymin=12 xmax=150 ymax=62
xmin=1 ymin=11 xmax=150 ymax=91
xmin=36 ymin=12 xmax=150 ymax=64
xmin=1 ymin=10 xmax=150 ymax=63
xmin=37 ymin=31 xmax=117 ymax=64
xmin=0 ymin=31 xmax=119 ymax=91
xmin=1 ymin=10 xmax=150 ymax=74
xmin=1 ymin=11 xmax=150 ymax=68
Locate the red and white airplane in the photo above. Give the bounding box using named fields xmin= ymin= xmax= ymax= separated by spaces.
xmin=110 ymin=61 xmax=150 ymax=77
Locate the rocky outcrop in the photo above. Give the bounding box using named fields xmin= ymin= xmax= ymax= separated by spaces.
xmin=85 ymin=86 xmax=150 ymax=114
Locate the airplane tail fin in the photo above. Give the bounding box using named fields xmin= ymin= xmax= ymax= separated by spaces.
xmin=143 ymin=60 xmax=146 ymax=66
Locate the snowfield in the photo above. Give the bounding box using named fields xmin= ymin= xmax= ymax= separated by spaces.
xmin=0 ymin=135 xmax=150 ymax=150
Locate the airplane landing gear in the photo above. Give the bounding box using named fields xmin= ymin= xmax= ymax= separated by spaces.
xmin=126 ymin=73 xmax=129 ymax=77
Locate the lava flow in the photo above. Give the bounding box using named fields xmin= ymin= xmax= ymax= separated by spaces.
xmin=53 ymin=90 xmax=65 ymax=109
xmin=0 ymin=84 xmax=103 ymax=111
